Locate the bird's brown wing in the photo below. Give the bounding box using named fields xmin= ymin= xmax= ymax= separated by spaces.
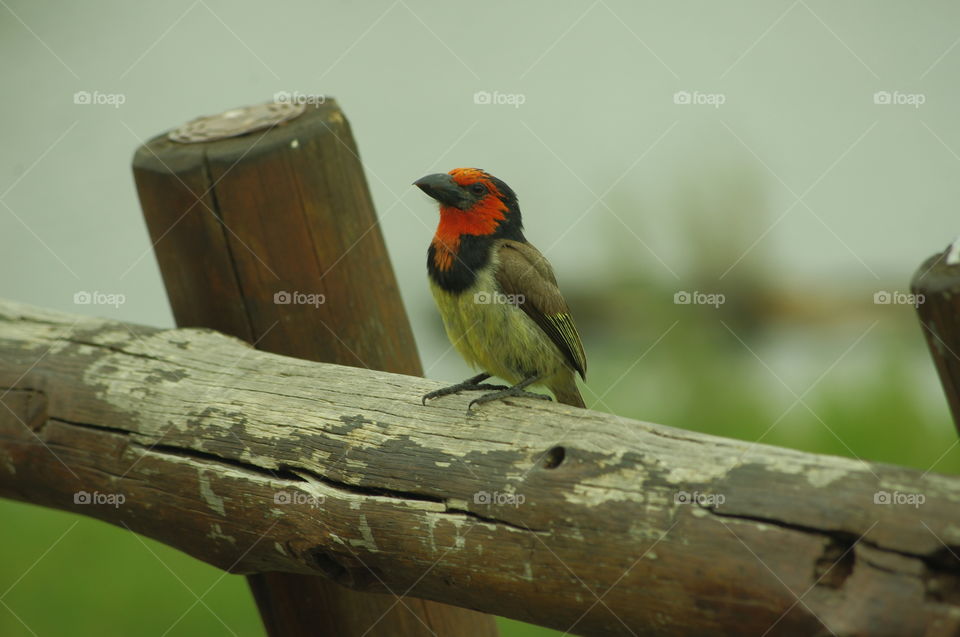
xmin=495 ymin=240 xmax=587 ymax=379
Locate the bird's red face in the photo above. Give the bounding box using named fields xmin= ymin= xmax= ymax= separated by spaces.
xmin=415 ymin=168 xmax=516 ymax=271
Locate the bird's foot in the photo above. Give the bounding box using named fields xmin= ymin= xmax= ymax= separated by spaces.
xmin=422 ymin=373 xmax=509 ymax=405
xmin=467 ymin=385 xmax=551 ymax=414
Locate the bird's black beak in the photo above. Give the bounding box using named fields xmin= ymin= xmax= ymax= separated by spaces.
xmin=414 ymin=173 xmax=462 ymax=208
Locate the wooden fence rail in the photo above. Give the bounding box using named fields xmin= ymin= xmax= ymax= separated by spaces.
xmin=0 ymin=299 xmax=958 ymax=636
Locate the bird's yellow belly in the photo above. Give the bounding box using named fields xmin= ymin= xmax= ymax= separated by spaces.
xmin=429 ymin=269 xmax=568 ymax=386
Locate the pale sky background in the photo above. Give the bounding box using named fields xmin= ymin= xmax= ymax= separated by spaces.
xmin=1 ymin=0 xmax=958 ymax=380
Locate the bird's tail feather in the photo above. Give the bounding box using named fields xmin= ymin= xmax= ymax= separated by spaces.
xmin=552 ymin=381 xmax=585 ymax=408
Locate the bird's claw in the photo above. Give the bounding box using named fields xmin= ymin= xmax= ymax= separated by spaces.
xmin=422 ymin=382 xmax=509 ymax=406
xmin=466 ymin=389 xmax=552 ymax=414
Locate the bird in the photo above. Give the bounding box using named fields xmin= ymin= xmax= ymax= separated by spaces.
xmin=414 ymin=168 xmax=587 ymax=412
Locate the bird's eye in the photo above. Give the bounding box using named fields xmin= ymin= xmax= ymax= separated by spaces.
xmin=470 ymin=183 xmax=486 ymax=196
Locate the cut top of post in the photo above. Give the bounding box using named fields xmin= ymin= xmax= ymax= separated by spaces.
xmin=169 ymin=101 xmax=306 ymax=143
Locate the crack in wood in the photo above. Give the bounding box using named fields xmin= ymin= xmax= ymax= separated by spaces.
xmin=40 ymin=415 xmax=544 ymax=533
xmin=703 ymin=504 xmax=960 ymax=599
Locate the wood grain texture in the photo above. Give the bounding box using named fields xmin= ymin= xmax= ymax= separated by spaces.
xmin=1 ymin=300 xmax=958 ymax=637
xmin=132 ymin=99 xmax=491 ymax=636
xmin=913 ymin=247 xmax=960 ymax=437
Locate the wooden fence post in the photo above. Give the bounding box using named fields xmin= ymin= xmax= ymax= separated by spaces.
xmin=912 ymin=240 xmax=960 ymax=437
xmin=132 ymin=100 xmax=498 ymax=637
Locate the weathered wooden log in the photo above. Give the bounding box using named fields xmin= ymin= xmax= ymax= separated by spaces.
xmin=131 ymin=98 xmax=492 ymax=636
xmin=0 ymin=300 xmax=958 ymax=637
xmin=913 ymin=240 xmax=960 ymax=437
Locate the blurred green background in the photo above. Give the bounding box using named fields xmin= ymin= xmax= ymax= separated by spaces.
xmin=2 ymin=0 xmax=959 ymax=635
